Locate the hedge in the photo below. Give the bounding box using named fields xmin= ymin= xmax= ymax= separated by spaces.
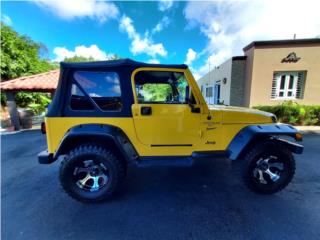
xmin=253 ymin=101 xmax=320 ymax=126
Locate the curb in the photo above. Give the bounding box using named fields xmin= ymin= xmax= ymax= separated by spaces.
xmin=295 ymin=126 xmax=320 ymax=135
xmin=0 ymin=126 xmax=41 ymax=135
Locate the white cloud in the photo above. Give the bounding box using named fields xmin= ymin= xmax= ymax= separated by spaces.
xmin=53 ymin=44 xmax=110 ymax=62
xmin=184 ymin=48 xmax=197 ymax=65
xmin=158 ymin=0 xmax=173 ymax=11
xmin=148 ymin=59 xmax=160 ymax=64
xmin=152 ymin=16 xmax=170 ymax=34
xmin=119 ymin=15 xmax=167 ymax=58
xmin=110 ymin=85 xmax=121 ymax=95
xmin=34 ymin=0 xmax=119 ymax=22
xmin=184 ymin=1 xmax=320 ymax=78
xmin=1 ymin=14 xmax=12 ymax=25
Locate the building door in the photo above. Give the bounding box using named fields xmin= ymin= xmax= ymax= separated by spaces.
xmin=214 ymin=84 xmax=221 ymax=104
xmin=131 ymin=70 xmax=201 ymax=146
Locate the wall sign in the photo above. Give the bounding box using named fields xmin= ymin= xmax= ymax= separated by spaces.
xmin=282 ymin=52 xmax=301 ymax=63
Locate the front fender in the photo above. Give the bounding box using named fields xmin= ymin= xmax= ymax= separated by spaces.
xmin=227 ymin=124 xmax=304 ymax=160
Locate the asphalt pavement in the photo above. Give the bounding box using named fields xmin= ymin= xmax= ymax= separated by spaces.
xmin=1 ymin=129 xmax=320 ymax=240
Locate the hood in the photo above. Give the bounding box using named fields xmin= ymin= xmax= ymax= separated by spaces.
xmin=208 ymin=105 xmax=275 ymax=124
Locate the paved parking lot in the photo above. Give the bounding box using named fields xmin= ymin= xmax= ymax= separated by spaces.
xmin=2 ymin=130 xmax=320 ymax=240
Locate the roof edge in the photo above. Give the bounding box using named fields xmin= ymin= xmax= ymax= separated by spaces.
xmin=232 ymin=56 xmax=247 ymax=61
xmin=243 ymin=38 xmax=320 ymax=52
xmin=60 ymin=58 xmax=188 ymax=69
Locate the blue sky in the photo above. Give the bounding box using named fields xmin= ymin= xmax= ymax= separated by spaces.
xmin=2 ymin=0 xmax=320 ymax=79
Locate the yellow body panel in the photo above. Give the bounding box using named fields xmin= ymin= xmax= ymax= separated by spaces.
xmin=45 ymin=67 xmax=273 ymax=157
xmin=131 ymin=103 xmax=201 ymax=145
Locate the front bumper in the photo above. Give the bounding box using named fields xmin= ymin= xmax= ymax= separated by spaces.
xmin=38 ymin=150 xmax=55 ymax=164
xmin=276 ymin=138 xmax=304 ymax=154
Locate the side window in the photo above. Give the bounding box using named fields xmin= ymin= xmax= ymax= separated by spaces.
xmin=71 ymin=71 xmax=122 ymax=111
xmin=134 ymin=71 xmax=190 ymax=104
xmin=70 ymin=84 xmax=94 ymax=110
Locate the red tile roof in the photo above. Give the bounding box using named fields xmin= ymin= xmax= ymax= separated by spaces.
xmin=0 ymin=70 xmax=59 ymax=92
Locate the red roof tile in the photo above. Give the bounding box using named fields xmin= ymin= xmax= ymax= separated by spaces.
xmin=0 ymin=70 xmax=59 ymax=92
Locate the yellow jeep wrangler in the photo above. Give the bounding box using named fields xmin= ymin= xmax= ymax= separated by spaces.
xmin=38 ymin=59 xmax=303 ymax=203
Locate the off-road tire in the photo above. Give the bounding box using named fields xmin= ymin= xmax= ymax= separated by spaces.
xmin=238 ymin=140 xmax=295 ymax=194
xmin=59 ymin=144 xmax=126 ymax=203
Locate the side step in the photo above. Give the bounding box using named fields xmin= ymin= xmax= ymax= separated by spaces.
xmin=136 ymin=156 xmax=193 ymax=167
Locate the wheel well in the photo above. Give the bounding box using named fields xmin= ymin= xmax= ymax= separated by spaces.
xmin=236 ymin=134 xmax=271 ymax=160
xmin=236 ymin=134 xmax=297 ymax=160
xmin=56 ymin=135 xmax=128 ymax=168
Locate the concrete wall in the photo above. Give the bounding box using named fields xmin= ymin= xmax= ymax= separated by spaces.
xmin=197 ymin=59 xmax=232 ymax=105
xmin=215 ymin=58 xmax=232 ymax=105
xmin=197 ymin=71 xmax=211 ymax=94
xmin=244 ymin=43 xmax=320 ymax=107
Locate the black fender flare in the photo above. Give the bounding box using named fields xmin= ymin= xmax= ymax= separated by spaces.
xmin=227 ymin=124 xmax=304 ymax=160
xmin=53 ymin=124 xmax=138 ymax=163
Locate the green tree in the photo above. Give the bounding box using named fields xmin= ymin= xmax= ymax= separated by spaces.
xmin=63 ymin=55 xmax=95 ymax=62
xmin=0 ymin=23 xmax=55 ymax=81
xmin=63 ymin=54 xmax=120 ymax=63
xmin=0 ymin=23 xmax=55 ymax=109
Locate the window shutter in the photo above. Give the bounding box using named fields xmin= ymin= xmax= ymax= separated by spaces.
xmin=296 ymin=72 xmax=305 ymax=99
xmin=271 ymin=73 xmax=278 ymax=99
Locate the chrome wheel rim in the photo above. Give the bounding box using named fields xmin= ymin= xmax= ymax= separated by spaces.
xmin=73 ymin=160 xmax=109 ymax=192
xmin=253 ymin=156 xmax=284 ymax=185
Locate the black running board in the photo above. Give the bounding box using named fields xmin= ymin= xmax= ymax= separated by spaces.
xmin=136 ymin=156 xmax=193 ymax=167
xmin=136 ymin=151 xmax=230 ymax=167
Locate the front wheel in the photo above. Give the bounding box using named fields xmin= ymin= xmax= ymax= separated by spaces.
xmin=59 ymin=144 xmax=125 ymax=203
xmin=241 ymin=141 xmax=296 ymax=194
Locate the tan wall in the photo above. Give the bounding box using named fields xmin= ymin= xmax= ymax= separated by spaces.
xmin=245 ymin=44 xmax=320 ymax=107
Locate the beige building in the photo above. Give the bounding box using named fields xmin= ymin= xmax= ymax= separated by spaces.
xmin=198 ymin=38 xmax=320 ymax=107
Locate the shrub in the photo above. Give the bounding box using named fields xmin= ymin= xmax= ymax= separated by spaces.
xmin=253 ymin=101 xmax=320 ymax=126
xmin=15 ymin=92 xmax=51 ymax=115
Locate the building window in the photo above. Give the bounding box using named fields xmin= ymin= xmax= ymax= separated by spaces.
xmin=271 ymin=71 xmax=306 ymax=100
xmin=201 ymin=85 xmax=203 ymax=94
xmin=206 ymin=87 xmax=213 ymax=97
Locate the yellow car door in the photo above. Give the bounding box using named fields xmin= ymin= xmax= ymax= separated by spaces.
xmin=131 ymin=68 xmax=201 ymax=147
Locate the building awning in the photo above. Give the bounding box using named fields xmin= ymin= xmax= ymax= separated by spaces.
xmin=0 ymin=69 xmax=60 ymax=92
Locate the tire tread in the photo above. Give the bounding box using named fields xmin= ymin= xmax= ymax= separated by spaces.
xmin=59 ymin=144 xmax=125 ymax=203
xmin=240 ymin=140 xmax=295 ymax=194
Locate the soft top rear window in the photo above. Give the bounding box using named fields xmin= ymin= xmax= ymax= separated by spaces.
xmin=70 ymin=71 xmax=122 ymax=111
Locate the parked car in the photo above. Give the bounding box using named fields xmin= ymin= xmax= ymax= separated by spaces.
xmin=38 ymin=59 xmax=303 ymax=203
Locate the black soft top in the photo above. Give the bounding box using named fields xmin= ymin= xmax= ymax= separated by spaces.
xmin=61 ymin=58 xmax=188 ymax=70
xmin=47 ymin=59 xmax=188 ymax=118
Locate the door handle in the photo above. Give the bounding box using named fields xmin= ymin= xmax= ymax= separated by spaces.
xmin=141 ymin=106 xmax=152 ymax=115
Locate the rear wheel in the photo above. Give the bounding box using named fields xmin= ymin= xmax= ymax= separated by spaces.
xmin=59 ymin=144 xmax=125 ymax=203
xmin=241 ymin=141 xmax=295 ymax=194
